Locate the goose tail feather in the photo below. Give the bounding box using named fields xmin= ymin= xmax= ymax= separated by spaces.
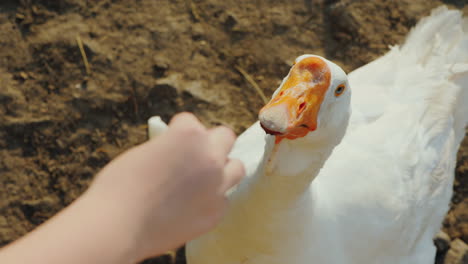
xmin=399 ymin=6 xmax=468 ymax=145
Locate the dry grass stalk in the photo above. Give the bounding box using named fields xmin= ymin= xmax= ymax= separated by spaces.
xmin=234 ymin=65 xmax=268 ymax=104
xmin=76 ymin=35 xmax=91 ymax=76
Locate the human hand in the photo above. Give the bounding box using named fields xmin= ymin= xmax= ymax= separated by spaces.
xmin=85 ymin=112 xmax=245 ymax=261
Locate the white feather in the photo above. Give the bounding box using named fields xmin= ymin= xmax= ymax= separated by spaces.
xmin=148 ymin=116 xmax=168 ymax=139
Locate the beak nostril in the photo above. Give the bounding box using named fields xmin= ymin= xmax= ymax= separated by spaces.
xmin=298 ymin=102 xmax=306 ymax=115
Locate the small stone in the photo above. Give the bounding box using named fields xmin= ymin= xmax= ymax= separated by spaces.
xmin=224 ymin=14 xmax=238 ymax=31
xmin=191 ymin=23 xmax=205 ymax=40
xmin=152 ymin=61 xmax=169 ymax=78
xmin=19 ymin=71 xmax=28 ymax=80
xmin=434 ymin=231 xmax=451 ymax=252
xmin=55 ymin=138 xmax=66 ymax=149
xmin=444 ymin=239 xmax=468 ymax=264
xmin=15 ymin=13 xmax=25 ymax=19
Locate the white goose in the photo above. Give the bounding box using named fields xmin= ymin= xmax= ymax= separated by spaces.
xmin=149 ymin=6 xmax=468 ymax=264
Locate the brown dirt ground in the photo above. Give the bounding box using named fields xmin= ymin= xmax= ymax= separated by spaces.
xmin=0 ymin=0 xmax=467 ymax=263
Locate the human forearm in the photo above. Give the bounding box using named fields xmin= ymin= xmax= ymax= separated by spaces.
xmin=0 ymin=191 xmax=139 ymax=264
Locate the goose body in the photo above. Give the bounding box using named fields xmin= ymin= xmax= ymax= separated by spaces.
xmin=159 ymin=6 xmax=468 ymax=264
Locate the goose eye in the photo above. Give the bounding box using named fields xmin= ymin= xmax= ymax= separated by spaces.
xmin=334 ymin=84 xmax=345 ymax=97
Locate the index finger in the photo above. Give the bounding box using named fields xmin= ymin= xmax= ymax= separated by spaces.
xmin=208 ymin=126 xmax=236 ymax=158
xmin=220 ymin=158 xmax=245 ymax=193
xmin=169 ymin=112 xmax=204 ymax=129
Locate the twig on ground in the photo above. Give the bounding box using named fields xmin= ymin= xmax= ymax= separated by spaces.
xmin=234 ymin=65 xmax=268 ymax=104
xmin=76 ymin=35 xmax=91 ymax=76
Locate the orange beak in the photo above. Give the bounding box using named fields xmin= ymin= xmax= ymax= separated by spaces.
xmin=259 ymin=57 xmax=331 ymax=143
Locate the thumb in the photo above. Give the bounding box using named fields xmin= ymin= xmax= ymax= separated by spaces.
xmin=220 ymin=159 xmax=245 ymax=193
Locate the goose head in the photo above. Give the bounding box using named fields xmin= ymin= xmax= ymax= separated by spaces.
xmin=259 ymin=55 xmax=351 ymax=147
